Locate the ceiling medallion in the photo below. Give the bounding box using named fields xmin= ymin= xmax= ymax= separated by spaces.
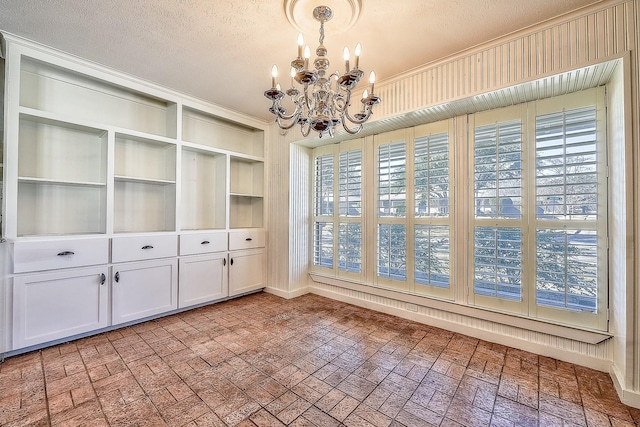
xmin=265 ymin=3 xmax=380 ymax=138
xmin=284 ymin=0 xmax=362 ymax=35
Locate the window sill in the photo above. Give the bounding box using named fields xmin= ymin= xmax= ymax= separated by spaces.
xmin=309 ymin=273 xmax=612 ymax=345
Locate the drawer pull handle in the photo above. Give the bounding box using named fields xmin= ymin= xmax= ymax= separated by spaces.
xmin=201 ymin=241 xmax=210 ymax=245
xmin=57 ymin=251 xmax=75 ymax=256
xmin=223 ymin=258 xmax=226 ymax=266
xmin=141 ymin=245 xmax=154 ymax=250
xmin=230 ymin=258 xmax=234 ymax=266
xmin=245 ymin=238 xmax=253 ymax=241
xmin=100 ymin=273 xmax=106 ymax=285
xmin=114 ymin=272 xmax=120 ymax=283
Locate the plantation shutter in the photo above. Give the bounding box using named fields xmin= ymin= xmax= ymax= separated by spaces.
xmin=338 ymin=149 xmax=362 ymax=274
xmin=313 ymin=153 xmax=334 ymax=268
xmin=535 ymin=106 xmax=599 ymax=312
xmin=473 ymin=119 xmax=523 ymax=302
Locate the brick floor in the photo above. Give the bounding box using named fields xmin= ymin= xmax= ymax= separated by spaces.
xmin=1 ymin=292 xmax=639 ymax=426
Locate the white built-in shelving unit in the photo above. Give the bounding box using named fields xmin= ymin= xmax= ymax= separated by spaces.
xmin=1 ymin=34 xmax=267 ymax=353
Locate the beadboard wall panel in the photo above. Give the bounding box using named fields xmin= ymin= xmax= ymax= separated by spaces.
xmin=264 ymin=127 xmax=311 ymax=297
xmin=633 ymin=0 xmax=640 ymax=398
xmin=265 ymin=125 xmax=289 ymax=294
xmin=606 ymin=57 xmax=635 ymax=394
xmin=374 ymin=1 xmax=633 ymax=120
xmin=288 ymin=144 xmax=310 ymax=293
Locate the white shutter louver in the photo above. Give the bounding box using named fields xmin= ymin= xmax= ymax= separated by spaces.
xmin=414 ymin=133 xmax=449 ymax=217
xmin=378 ymin=142 xmax=406 ymax=217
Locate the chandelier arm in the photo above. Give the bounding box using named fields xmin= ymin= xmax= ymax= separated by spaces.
xmin=275 ymin=113 xmax=302 ymax=130
xmin=341 ymin=119 xmax=363 ymax=135
xmin=274 ymin=102 xmax=302 ymax=122
xmin=334 ymin=96 xmax=347 ymax=112
xmin=344 ymin=107 xmax=373 ymax=125
xmin=301 ymin=121 xmax=311 ymax=137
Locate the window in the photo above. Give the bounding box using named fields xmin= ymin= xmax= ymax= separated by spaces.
xmin=471 ymin=108 xmax=525 ymax=314
xmin=535 ymin=106 xmax=599 ymax=312
xmin=313 ymin=152 xmax=334 ymax=269
xmin=469 ymin=89 xmax=607 ymax=329
xmin=311 ymin=141 xmax=363 ymax=279
xmin=338 ymin=149 xmax=363 ymax=274
xmin=531 ymin=93 xmax=606 ymax=330
xmin=413 ymin=122 xmax=453 ymax=298
xmin=376 ymin=131 xmax=407 ymax=288
xmin=373 ymin=123 xmax=454 ymax=296
xmin=311 ymin=87 xmax=607 ymax=331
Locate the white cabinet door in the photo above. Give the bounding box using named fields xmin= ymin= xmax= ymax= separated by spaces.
xmin=13 ymin=266 xmax=109 ymax=350
xmin=178 ymin=253 xmax=228 ymax=308
xmin=112 ymin=258 xmax=178 ymax=325
xmin=228 ymin=249 xmax=264 ymax=297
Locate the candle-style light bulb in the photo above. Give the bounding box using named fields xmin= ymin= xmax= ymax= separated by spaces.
xmin=276 ymin=83 xmax=281 ymax=91
xmin=354 ymin=43 xmax=361 ymax=68
xmin=297 ymin=33 xmax=304 ymax=58
xmin=271 ymin=65 xmax=278 ymax=88
xmin=304 ymin=45 xmax=311 ymax=69
xmin=362 ymin=89 xmax=368 ymax=99
xmin=343 ymin=47 xmax=350 ymax=73
xmin=369 ymin=71 xmax=376 ymax=94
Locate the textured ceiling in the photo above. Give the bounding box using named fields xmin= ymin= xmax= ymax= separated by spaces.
xmin=0 ymin=0 xmax=603 ymax=123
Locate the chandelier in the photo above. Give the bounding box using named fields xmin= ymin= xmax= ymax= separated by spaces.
xmin=264 ymin=5 xmax=381 ymax=138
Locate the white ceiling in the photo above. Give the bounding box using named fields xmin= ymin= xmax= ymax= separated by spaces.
xmin=0 ymin=0 xmax=603 ymax=123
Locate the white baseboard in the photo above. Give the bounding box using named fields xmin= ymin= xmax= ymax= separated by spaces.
xmin=610 ymin=365 xmax=640 ymax=408
xmin=264 ymin=286 xmax=310 ymax=300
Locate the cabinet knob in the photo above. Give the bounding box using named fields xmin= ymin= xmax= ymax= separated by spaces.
xmin=201 ymin=241 xmax=210 ymax=245
xmin=114 ymin=272 xmax=120 ymax=283
xmin=245 ymin=238 xmax=253 ymax=241
xmin=141 ymin=245 xmax=154 ymax=250
xmin=223 ymin=258 xmax=226 ymax=266
xmin=230 ymin=258 xmax=234 ymax=266
xmin=57 ymin=251 xmax=75 ymax=256
xmin=100 ymin=273 xmax=106 ymax=285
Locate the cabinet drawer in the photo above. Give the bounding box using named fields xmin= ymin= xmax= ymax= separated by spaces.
xmin=13 ymin=238 xmax=109 ymax=273
xmin=228 ymin=229 xmax=265 ymax=251
xmin=180 ymin=231 xmax=227 ymax=256
xmin=112 ymin=234 xmax=177 ymax=263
